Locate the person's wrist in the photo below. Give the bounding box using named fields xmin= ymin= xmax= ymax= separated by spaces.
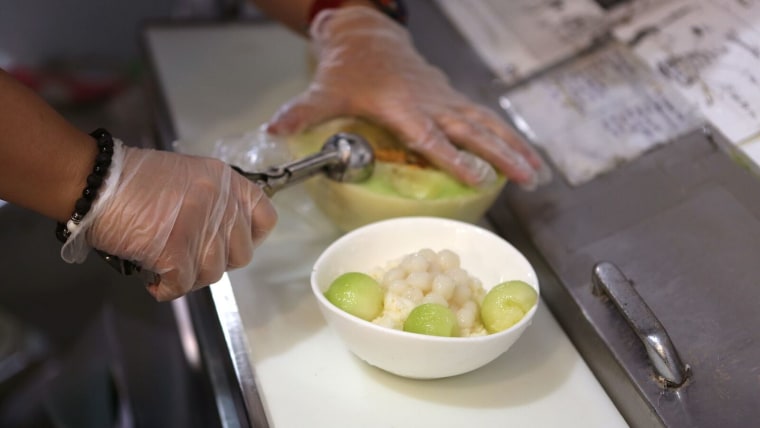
xmin=58 ymin=133 xmax=99 ymax=223
xmin=341 ymin=0 xmax=375 ymax=9
xmin=59 ymin=134 xmax=125 ymax=264
xmin=307 ymin=0 xmax=372 ymax=31
xmin=346 ymin=0 xmax=406 ymax=25
xmin=307 ymin=0 xmax=406 ymax=30
xmin=56 ymin=128 xmax=116 ymax=244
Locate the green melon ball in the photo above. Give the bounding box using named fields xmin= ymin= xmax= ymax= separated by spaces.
xmin=403 ymin=303 xmax=460 ymax=337
xmin=324 ymin=272 xmax=384 ymax=321
xmin=480 ymin=280 xmax=538 ymax=334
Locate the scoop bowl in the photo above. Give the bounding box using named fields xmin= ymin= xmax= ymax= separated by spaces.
xmin=311 ymin=217 xmax=539 ymax=379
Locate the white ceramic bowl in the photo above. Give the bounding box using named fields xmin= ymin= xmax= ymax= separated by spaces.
xmin=311 ymin=216 xmax=539 ymax=379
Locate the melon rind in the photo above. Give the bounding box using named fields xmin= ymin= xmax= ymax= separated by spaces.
xmin=288 ymin=117 xmax=506 ymax=232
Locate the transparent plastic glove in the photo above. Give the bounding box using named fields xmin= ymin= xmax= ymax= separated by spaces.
xmin=66 ymin=144 xmax=278 ymax=301
xmin=266 ymin=7 xmax=550 ymax=189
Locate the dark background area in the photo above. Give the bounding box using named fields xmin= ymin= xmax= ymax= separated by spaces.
xmin=0 ymin=1 xmax=260 ymax=426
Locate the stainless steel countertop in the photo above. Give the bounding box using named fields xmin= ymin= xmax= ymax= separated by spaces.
xmin=405 ymin=3 xmax=760 ymax=427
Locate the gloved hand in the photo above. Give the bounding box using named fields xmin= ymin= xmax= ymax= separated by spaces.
xmin=62 ymin=142 xmax=277 ymax=301
xmin=266 ymin=6 xmax=549 ymax=189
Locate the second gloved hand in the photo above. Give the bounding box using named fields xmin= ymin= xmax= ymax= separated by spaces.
xmin=85 ymin=146 xmax=277 ymax=301
xmin=267 ymin=6 xmax=549 ymax=189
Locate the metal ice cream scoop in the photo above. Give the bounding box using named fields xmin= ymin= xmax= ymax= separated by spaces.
xmin=232 ymin=132 xmax=374 ymax=196
xmin=97 ymin=132 xmax=374 ymax=285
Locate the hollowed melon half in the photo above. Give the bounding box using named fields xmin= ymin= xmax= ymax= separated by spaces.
xmin=287 ymin=117 xmax=507 ymax=232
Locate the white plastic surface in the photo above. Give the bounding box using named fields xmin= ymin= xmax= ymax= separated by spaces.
xmin=229 ymin=207 xmax=628 ymax=427
xmin=145 ymin=23 xmax=629 ymax=428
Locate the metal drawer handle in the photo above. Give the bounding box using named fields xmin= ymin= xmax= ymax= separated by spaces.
xmin=592 ymin=261 xmax=690 ymax=387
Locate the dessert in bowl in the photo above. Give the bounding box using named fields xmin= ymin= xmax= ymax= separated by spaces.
xmin=311 ymin=216 xmax=539 ymax=379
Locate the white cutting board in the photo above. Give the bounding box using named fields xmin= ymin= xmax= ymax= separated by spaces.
xmin=145 ymin=23 xmax=628 ymax=428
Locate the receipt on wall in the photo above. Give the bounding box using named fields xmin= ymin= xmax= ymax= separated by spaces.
xmin=436 ymin=0 xmax=608 ymax=85
xmin=502 ymin=42 xmax=702 ymax=186
xmin=613 ymin=0 xmax=760 ymax=144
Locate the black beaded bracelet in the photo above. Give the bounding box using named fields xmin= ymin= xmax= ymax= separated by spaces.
xmin=55 ymin=128 xmax=115 ymax=243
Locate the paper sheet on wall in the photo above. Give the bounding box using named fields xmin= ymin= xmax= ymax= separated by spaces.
xmin=435 ymin=0 xmax=608 ymax=85
xmin=613 ymin=0 xmax=760 ymax=144
xmin=502 ymin=42 xmax=702 ymax=186
xmin=434 ymin=0 xmax=690 ymax=86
